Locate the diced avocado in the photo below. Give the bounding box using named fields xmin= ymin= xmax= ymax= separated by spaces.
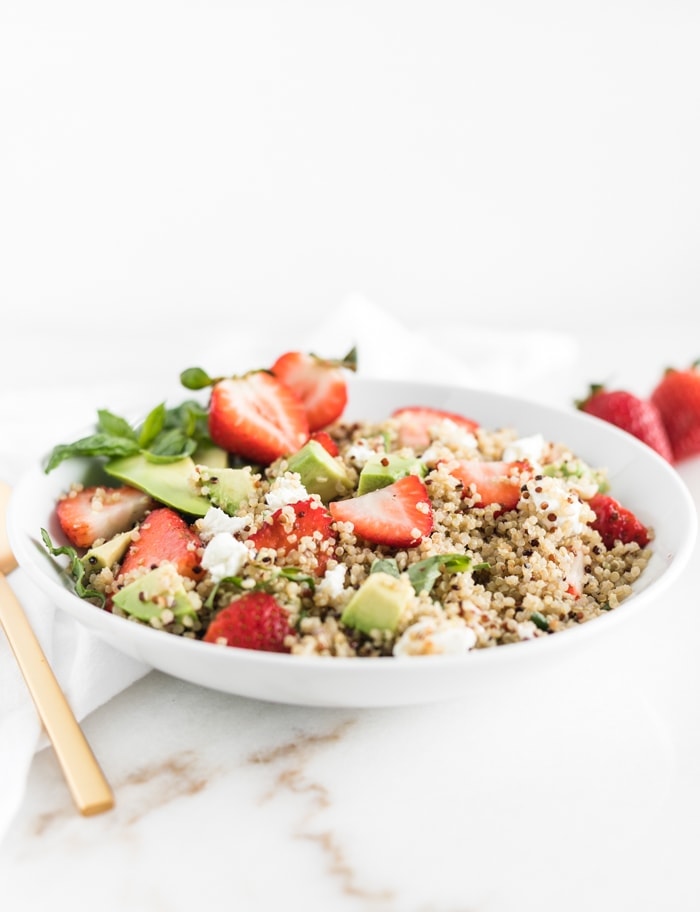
xmin=357 ymin=454 xmax=427 ymax=496
xmin=287 ymin=439 xmax=353 ymax=503
xmin=196 ymin=465 xmax=257 ymax=515
xmin=193 ymin=442 xmax=229 ymax=469
xmin=340 ymin=572 xmax=414 ymax=635
xmin=105 ymin=454 xmax=211 ymax=517
xmin=112 ymin=564 xmax=197 ymax=622
xmin=81 ymin=530 xmax=133 ymax=572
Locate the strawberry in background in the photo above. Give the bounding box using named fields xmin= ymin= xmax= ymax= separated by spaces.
xmin=576 ymin=384 xmax=673 ymax=463
xmin=651 ymin=361 xmax=700 ymax=463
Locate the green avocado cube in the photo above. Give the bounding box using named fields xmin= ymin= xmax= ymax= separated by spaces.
xmin=112 ymin=564 xmax=197 ymax=622
xmin=357 ymin=454 xmax=427 ymax=496
xmin=287 ymin=439 xmax=353 ymax=503
xmin=81 ymin=530 xmax=133 ymax=572
xmin=196 ymin=465 xmax=257 ymax=515
xmin=340 ymin=572 xmax=414 ymax=635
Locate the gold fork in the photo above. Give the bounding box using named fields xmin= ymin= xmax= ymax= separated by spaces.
xmin=0 ymin=481 xmax=114 ymax=815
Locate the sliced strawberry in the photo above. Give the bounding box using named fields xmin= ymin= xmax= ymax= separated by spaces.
xmin=651 ymin=362 xmax=700 ymax=462
xmin=587 ymin=493 xmax=650 ymax=550
xmin=309 ymin=430 xmax=339 ymax=457
xmin=119 ymin=507 xmax=205 ymax=581
xmin=449 ymin=460 xmax=532 ymax=510
xmin=203 ymin=591 xmax=292 ymax=652
xmin=392 ymin=406 xmax=480 ymax=451
xmin=56 ymin=485 xmax=153 ymax=549
xmin=329 ymin=474 xmax=433 ymax=548
xmin=248 ymin=498 xmax=337 ymax=575
xmin=209 ymin=370 xmax=309 ymax=465
xmin=577 ymin=384 xmax=673 ymax=462
xmin=270 ymin=349 xmax=355 ymax=431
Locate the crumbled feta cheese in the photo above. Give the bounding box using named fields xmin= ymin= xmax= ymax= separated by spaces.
xmin=317 ymin=564 xmax=347 ymax=599
xmin=265 ymin=473 xmax=309 ymax=510
xmin=433 ymin=419 xmax=478 ymax=452
xmin=345 ymin=442 xmax=376 ymax=468
xmin=523 ymin=475 xmax=587 ymax=536
xmin=196 ymin=507 xmax=250 ymax=543
xmin=393 ymin=618 xmax=477 ymax=657
xmin=201 ymin=533 xmax=249 ymax=583
xmin=567 ymin=475 xmax=600 ymax=500
xmin=503 ymin=433 xmax=545 ymax=467
xmin=516 ymin=620 xmax=538 ymax=640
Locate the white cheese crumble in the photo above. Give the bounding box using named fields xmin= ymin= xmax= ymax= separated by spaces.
xmin=265 ymin=473 xmax=309 ymax=510
xmin=201 ymin=533 xmax=250 ymax=583
xmin=345 ymin=442 xmax=376 ymax=468
xmin=516 ymin=620 xmax=538 ymax=640
xmin=393 ymin=618 xmax=477 ymax=657
xmin=503 ymin=433 xmax=545 ymax=467
xmin=432 ymin=419 xmax=478 ymax=453
xmin=196 ymin=506 xmax=250 ymax=543
xmin=317 ymin=564 xmax=347 ymax=599
xmin=523 ymin=475 xmax=587 ymax=536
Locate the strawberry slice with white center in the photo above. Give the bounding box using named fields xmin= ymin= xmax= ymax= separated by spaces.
xmin=449 ymin=459 xmax=532 ymax=510
xmin=270 ymin=350 xmax=355 ymax=431
xmin=119 ymin=506 xmax=205 ymax=581
xmin=248 ymin=498 xmax=337 ymax=576
xmin=392 ymin=407 xmax=480 ymax=451
xmin=209 ymin=371 xmax=309 ymax=465
xmin=329 ymin=474 xmax=433 ymax=548
xmin=56 ymin=485 xmax=154 ymax=549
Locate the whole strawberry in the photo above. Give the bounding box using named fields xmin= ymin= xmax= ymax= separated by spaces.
xmin=203 ymin=591 xmax=292 ymax=652
xmin=576 ymin=384 xmax=673 ymax=462
xmin=650 ymin=361 xmax=700 ymax=463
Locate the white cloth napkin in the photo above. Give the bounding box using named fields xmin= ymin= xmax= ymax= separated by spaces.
xmin=0 ymin=296 xmax=578 ymax=839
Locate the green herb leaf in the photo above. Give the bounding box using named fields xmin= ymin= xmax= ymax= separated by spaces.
xmin=44 ymin=434 xmax=141 ymax=473
xmin=97 ymin=409 xmax=137 ymax=440
xmin=164 ymin=399 xmax=209 ymax=439
xmin=530 ymin=611 xmax=550 ymax=631
xmin=204 ymin=575 xmax=247 ymax=609
xmin=144 ymin=428 xmax=197 ymax=461
xmin=40 ymin=529 xmax=106 ymax=605
xmin=278 ymin=567 xmax=316 ymax=589
xmin=370 ymin=558 xmax=401 ymax=578
xmin=138 ymin=402 xmax=167 ymax=448
xmin=407 ymin=553 xmax=474 ymax=595
xmin=180 ymin=367 xmax=214 ymax=391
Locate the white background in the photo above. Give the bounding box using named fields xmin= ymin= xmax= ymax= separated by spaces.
xmin=2 ymin=1 xmax=699 ymax=392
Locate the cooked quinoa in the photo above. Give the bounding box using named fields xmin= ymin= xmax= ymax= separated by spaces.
xmin=80 ymin=413 xmax=653 ymax=658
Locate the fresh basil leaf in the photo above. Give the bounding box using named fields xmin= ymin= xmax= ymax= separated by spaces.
xmin=164 ymin=399 xmax=209 ymax=439
xmin=44 ymin=434 xmax=141 ymax=473
xmin=180 ymin=367 xmax=214 ymax=391
xmin=278 ymin=567 xmax=316 ymax=589
xmin=407 ymin=553 xmax=474 ymax=595
xmin=41 ymin=529 xmax=106 ymax=605
xmin=97 ymin=409 xmax=137 ymax=440
xmin=204 ymin=575 xmax=247 ymax=609
xmin=138 ymin=402 xmax=167 ymax=448
xmin=143 ymin=428 xmax=198 ymax=461
xmin=370 ymin=558 xmax=400 ymax=578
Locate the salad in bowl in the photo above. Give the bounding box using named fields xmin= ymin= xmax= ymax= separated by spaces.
xmin=8 ymin=348 xmax=695 ymax=705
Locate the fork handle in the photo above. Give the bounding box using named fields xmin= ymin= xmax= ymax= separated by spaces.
xmin=0 ymin=572 xmax=114 ymax=815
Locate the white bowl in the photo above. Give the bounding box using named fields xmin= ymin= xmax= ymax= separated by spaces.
xmin=8 ymin=377 xmax=697 ymax=707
